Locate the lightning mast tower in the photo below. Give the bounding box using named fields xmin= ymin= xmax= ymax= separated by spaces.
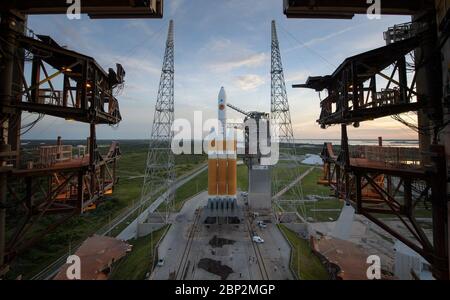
xmin=271 ymin=20 xmax=294 ymax=145
xmin=141 ymin=20 xmax=175 ymax=223
xmin=270 ymin=20 xmax=306 ymax=218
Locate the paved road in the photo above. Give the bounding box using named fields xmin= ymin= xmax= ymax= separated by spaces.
xmin=150 ymin=191 xmax=207 ymax=280
xmin=251 ymin=219 xmax=294 ymax=280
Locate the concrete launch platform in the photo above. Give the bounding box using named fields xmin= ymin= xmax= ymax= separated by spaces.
xmin=150 ymin=191 xmax=293 ymax=280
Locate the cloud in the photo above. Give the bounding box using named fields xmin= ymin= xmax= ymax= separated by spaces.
xmin=234 ymin=74 xmax=265 ymax=90
xmin=98 ymin=52 xmax=161 ymax=77
xmin=284 ymin=26 xmax=359 ymax=54
xmin=207 ymin=38 xmax=233 ymax=52
xmin=201 ymin=37 xmax=269 ymax=72
xmin=285 ymin=70 xmax=310 ymax=84
xmin=124 ymin=20 xmax=157 ymax=38
xmin=346 ymin=32 xmax=386 ymax=52
xmin=209 ymin=52 xmax=268 ymax=72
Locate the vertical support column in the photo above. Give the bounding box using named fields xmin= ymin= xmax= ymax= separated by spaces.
xmin=0 ymin=12 xmax=18 ymax=275
xmin=351 ymin=63 xmax=361 ymax=128
xmin=63 ymin=74 xmax=69 ymax=107
xmin=100 ymin=163 xmax=105 ymax=193
xmin=30 ymin=57 xmax=41 ymax=103
xmin=9 ymin=16 xmax=25 ymax=168
xmin=434 ymin=1 xmax=450 ymax=276
xmin=56 ymin=136 xmax=62 ymax=160
xmin=335 ymin=165 xmax=341 ymax=198
xmin=0 ymin=143 xmax=11 ymax=274
xmin=340 ymin=124 xmax=351 ymax=201
xmin=327 ymin=161 xmax=331 ymax=185
xmin=89 ymin=123 xmax=96 ymax=198
xmin=77 ymin=170 xmax=84 ymax=214
xmin=429 ymin=145 xmax=448 ymax=280
xmin=398 ymin=56 xmax=408 ymax=103
xmin=414 ymin=12 xmax=442 ymax=164
xmin=112 ymin=157 xmax=117 ymax=188
xmin=351 ymin=62 xmax=359 ymax=110
xmin=81 ymin=62 xmax=88 ymax=110
xmin=403 ymin=179 xmax=412 ymax=215
xmin=355 ymin=172 xmax=362 ymax=213
xmin=342 ymin=70 xmax=349 ymax=113
xmin=370 ymin=75 xmax=377 ymax=107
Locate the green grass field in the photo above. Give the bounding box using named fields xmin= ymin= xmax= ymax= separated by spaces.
xmin=274 ymin=166 xmax=342 ymax=222
xmin=300 ymin=199 xmax=344 ymax=222
xmin=272 ymin=163 xmax=310 ymax=195
xmin=109 ymin=225 xmax=168 ymax=280
xmin=281 ymin=167 xmax=333 ymax=199
xmin=158 ymin=168 xmax=208 ymax=212
xmin=237 ymin=164 xmax=248 ymax=191
xmin=278 ymin=224 xmax=329 ymax=280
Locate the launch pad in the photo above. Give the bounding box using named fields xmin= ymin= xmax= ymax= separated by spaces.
xmin=151 ymin=191 xmax=293 ymax=280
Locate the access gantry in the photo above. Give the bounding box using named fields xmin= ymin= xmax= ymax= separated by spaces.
xmin=0 ymin=1 xmax=163 ymax=277
xmin=286 ymin=1 xmax=449 ymax=280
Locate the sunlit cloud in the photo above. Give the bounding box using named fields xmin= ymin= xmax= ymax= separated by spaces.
xmin=234 ymin=74 xmax=265 ymax=91
xmin=208 ymin=52 xmax=268 ymax=72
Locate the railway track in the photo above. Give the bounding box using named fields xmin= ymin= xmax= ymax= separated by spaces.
xmin=245 ymin=212 xmax=269 ymax=280
xmin=175 ymin=208 xmax=202 ymax=280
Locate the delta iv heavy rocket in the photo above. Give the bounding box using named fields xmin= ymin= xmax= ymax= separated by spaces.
xmin=207 ymin=87 xmax=237 ymax=210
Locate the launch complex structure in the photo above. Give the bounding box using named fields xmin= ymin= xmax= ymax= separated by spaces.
xmin=285 ymin=0 xmax=450 ymax=280
xmin=0 ymin=0 xmax=164 ymax=277
xmin=2 ymin=0 xmax=448 ymax=282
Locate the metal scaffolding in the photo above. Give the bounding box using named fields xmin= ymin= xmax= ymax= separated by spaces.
xmin=286 ymin=2 xmax=449 ymax=280
xmin=140 ymin=20 xmax=175 ymax=223
xmin=0 ymin=1 xmax=163 ymax=277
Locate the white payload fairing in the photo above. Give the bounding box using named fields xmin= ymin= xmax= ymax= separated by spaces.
xmin=207 ymin=87 xmax=237 ymax=210
xmin=218 ymin=87 xmax=227 ymax=135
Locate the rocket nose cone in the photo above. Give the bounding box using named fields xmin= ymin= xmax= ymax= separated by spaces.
xmin=218 ymin=87 xmax=227 ymax=100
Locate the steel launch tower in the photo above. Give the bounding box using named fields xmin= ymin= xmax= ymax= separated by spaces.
xmin=141 ymin=20 xmax=175 ymax=223
xmin=270 ymin=20 xmax=306 ymax=216
xmin=271 ymin=20 xmax=295 ymax=145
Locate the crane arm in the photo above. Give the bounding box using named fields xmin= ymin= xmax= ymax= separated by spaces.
xmin=227 ymin=103 xmax=251 ymax=117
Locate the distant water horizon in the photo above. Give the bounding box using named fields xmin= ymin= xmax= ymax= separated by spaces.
xmin=293 ymin=138 xmax=419 ymax=147
xmin=21 ymin=138 xmax=419 ymax=147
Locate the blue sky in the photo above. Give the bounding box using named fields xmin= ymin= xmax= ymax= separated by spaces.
xmin=24 ymin=0 xmax=415 ymax=140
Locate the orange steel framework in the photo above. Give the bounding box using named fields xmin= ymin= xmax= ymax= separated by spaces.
xmin=0 ymin=1 xmax=163 ymax=276
xmin=288 ymin=1 xmax=449 ymax=279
